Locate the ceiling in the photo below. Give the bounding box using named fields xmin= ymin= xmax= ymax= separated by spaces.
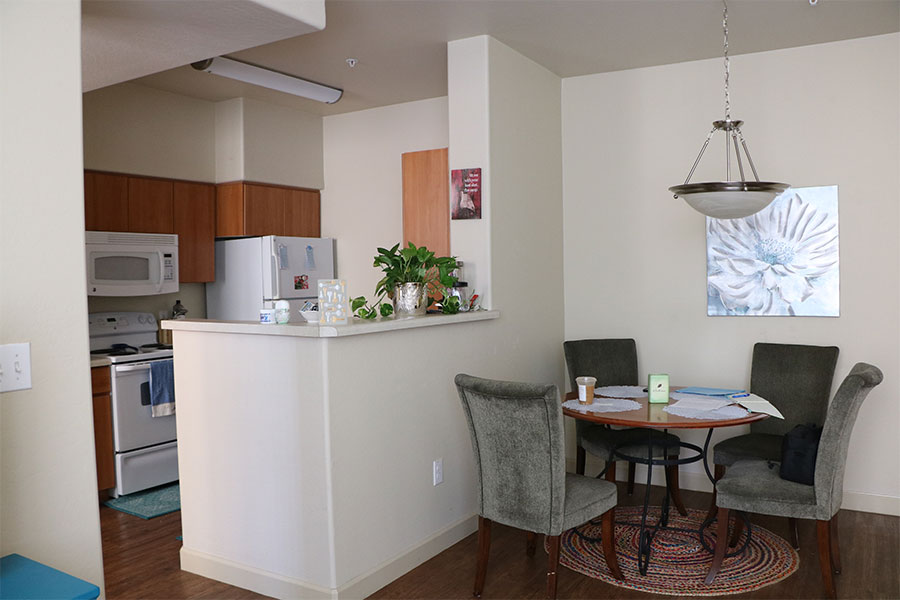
xmin=103 ymin=0 xmax=900 ymax=116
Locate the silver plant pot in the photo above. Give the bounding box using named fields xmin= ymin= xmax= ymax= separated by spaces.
xmin=393 ymin=282 xmax=426 ymax=316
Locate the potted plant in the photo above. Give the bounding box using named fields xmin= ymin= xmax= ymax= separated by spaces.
xmin=352 ymin=242 xmax=459 ymax=319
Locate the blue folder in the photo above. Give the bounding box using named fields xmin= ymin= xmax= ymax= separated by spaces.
xmin=677 ymin=386 xmax=745 ymax=396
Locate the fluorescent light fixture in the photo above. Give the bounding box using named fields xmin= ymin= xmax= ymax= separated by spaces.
xmin=191 ymin=56 xmax=343 ymax=104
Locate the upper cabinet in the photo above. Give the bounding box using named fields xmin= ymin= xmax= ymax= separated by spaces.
xmin=84 ymin=170 xmax=215 ymax=283
xmin=216 ymin=182 xmax=321 ymax=238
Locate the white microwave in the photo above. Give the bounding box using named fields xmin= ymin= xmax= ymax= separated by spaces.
xmin=86 ymin=231 xmax=179 ymax=296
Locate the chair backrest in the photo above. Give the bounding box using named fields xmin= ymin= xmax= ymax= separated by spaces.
xmin=454 ymin=374 xmax=567 ymax=536
xmin=563 ymin=339 xmax=639 ymax=391
xmin=749 ymin=342 xmax=839 ymax=436
xmin=814 ymin=362 xmax=882 ymax=519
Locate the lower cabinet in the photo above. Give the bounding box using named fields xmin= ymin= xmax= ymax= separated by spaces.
xmin=91 ymin=366 xmax=116 ymax=491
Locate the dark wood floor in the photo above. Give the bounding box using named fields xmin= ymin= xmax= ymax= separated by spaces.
xmin=100 ymin=482 xmax=899 ymax=599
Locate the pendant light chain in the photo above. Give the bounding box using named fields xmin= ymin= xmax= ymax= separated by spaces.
xmin=723 ymin=0 xmax=731 ymax=121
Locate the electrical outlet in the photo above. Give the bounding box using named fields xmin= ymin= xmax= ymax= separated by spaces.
xmin=433 ymin=458 xmax=443 ymax=486
xmin=0 ymin=343 xmax=32 ymax=393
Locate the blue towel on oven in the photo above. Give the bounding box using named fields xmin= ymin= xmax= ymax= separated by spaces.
xmin=149 ymin=359 xmax=175 ymax=417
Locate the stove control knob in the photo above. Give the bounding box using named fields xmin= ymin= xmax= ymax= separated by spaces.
xmin=137 ymin=315 xmax=145 ymax=324
xmin=148 ymin=316 xmax=155 ymax=325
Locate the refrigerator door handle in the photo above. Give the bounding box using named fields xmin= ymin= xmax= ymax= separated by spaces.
xmin=270 ymin=248 xmax=282 ymax=299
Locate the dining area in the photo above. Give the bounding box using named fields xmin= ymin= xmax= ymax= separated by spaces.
xmin=446 ymin=339 xmax=884 ymax=599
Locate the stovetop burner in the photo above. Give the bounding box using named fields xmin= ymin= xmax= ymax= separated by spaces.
xmin=140 ymin=343 xmax=173 ymax=351
xmin=91 ymin=343 xmax=140 ymax=357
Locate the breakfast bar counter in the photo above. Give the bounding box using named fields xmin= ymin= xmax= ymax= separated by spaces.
xmin=162 ymin=311 xmax=501 ymax=599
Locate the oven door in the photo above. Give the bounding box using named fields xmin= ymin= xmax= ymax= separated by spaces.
xmin=111 ymin=362 xmax=177 ymax=452
xmin=86 ymin=246 xmax=178 ymax=296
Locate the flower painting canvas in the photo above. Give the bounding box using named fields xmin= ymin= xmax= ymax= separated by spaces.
xmin=706 ymin=186 xmax=839 ymax=317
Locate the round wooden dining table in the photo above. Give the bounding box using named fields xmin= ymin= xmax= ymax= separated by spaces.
xmin=562 ymin=389 xmax=768 ymax=575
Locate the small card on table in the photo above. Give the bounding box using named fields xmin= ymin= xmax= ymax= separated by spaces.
xmin=648 ymin=373 xmax=669 ymax=404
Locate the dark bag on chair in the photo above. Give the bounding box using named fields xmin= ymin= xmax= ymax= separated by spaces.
xmin=779 ymin=423 xmax=822 ymax=485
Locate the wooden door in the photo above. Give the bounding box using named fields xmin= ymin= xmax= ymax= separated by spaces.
xmin=284 ymin=189 xmax=321 ymax=237
xmin=243 ymin=183 xmax=285 ymax=236
xmin=128 ymin=176 xmax=174 ymax=233
xmin=91 ymin=367 xmax=116 ymax=491
xmin=174 ymin=181 xmax=216 ymax=282
xmin=402 ymin=148 xmax=449 ymax=257
xmin=84 ymin=171 xmax=128 ymax=231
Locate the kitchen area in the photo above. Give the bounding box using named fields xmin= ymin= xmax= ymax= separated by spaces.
xmin=75 ymin=28 xmax=562 ymax=598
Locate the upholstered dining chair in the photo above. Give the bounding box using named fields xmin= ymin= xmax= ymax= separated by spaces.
xmin=455 ymin=374 xmax=623 ymax=599
xmin=564 ymin=339 xmax=687 ymax=515
xmin=708 ymin=342 xmax=839 ymax=542
xmin=705 ymin=362 xmax=882 ymax=599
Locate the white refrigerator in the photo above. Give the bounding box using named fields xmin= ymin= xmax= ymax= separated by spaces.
xmin=206 ymin=236 xmax=336 ymax=323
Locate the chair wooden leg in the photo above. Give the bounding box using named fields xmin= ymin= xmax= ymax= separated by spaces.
xmin=474 ymin=517 xmax=492 ymax=598
xmin=817 ymin=519 xmax=837 ymax=599
xmin=829 ymin=513 xmax=842 ymax=574
xmin=576 ymin=445 xmax=586 ymax=475
xmin=546 ymin=534 xmax=560 ymax=600
xmin=705 ymin=507 xmax=730 ymax=584
xmin=788 ymin=517 xmax=800 ymax=549
xmin=526 ymin=531 xmax=537 ymax=557
xmin=601 ymin=508 xmax=624 ymax=581
xmin=665 ymin=456 xmax=688 ymax=516
xmin=705 ymin=464 xmax=726 ymax=522
xmin=728 ymin=514 xmax=745 ymax=547
xmin=605 ymin=460 xmax=617 ymax=483
xmin=627 ymin=462 xmax=636 ymax=495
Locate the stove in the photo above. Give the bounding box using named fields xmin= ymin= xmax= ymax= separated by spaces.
xmin=89 ymin=312 xmax=173 ymax=363
xmin=89 ymin=311 xmax=178 ymax=497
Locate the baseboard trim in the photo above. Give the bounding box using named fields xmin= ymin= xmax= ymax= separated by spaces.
xmin=180 ymin=514 xmax=479 ymax=600
xmin=180 ymin=547 xmax=334 ymax=600
xmin=336 ymin=514 xmax=478 ymax=599
xmin=566 ymin=458 xmax=900 ymax=516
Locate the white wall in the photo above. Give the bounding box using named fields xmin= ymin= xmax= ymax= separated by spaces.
xmin=321 ymin=97 xmax=449 ymax=301
xmin=562 ymin=33 xmax=900 ymax=514
xmin=327 ymin=36 xmax=564 ymax=590
xmin=242 ymin=97 xmax=324 ymax=188
xmin=448 ymin=38 xmax=492 ymax=308
xmin=83 ymin=82 xmax=216 ymax=181
xmin=0 ymin=0 xmax=106 ymax=592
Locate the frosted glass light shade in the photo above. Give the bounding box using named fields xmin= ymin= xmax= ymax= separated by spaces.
xmin=670 ymin=181 xmax=790 ymax=219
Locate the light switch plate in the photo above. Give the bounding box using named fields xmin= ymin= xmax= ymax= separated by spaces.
xmin=0 ymin=343 xmax=32 ymax=393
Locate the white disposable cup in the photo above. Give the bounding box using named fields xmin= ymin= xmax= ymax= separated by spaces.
xmin=259 ymin=309 xmax=276 ymax=324
xmin=576 ymin=376 xmax=596 ymax=405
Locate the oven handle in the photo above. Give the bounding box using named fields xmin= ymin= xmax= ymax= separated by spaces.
xmin=114 ymin=363 xmax=152 ymax=373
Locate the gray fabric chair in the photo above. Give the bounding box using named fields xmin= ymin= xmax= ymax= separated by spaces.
xmin=455 ymin=373 xmax=623 ymax=599
xmin=564 ymin=339 xmax=687 ymax=515
xmin=705 ymin=362 xmax=883 ymax=599
xmin=708 ymin=342 xmax=840 ymax=537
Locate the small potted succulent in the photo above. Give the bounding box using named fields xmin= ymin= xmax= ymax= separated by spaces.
xmin=352 ymin=242 xmax=459 ymax=319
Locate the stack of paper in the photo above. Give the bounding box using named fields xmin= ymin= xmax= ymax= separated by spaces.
xmin=730 ymin=393 xmax=784 ymax=419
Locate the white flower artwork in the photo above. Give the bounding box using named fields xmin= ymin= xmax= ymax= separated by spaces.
xmin=706 ymin=185 xmax=839 ymax=316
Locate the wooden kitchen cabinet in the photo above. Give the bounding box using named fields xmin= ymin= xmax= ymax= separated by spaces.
xmin=84 ymin=171 xmax=128 ymax=232
xmin=91 ymin=366 xmax=116 ymax=491
xmin=174 ymin=181 xmax=216 ymax=282
xmin=128 ymin=176 xmax=174 ymax=233
xmin=216 ymin=181 xmax=321 ymax=238
xmin=84 ymin=170 xmax=216 ymax=283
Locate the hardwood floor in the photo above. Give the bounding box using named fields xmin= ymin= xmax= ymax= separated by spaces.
xmin=100 ymin=483 xmax=899 ymax=599
xmin=370 ymin=483 xmax=900 ymax=600
xmin=99 ymin=504 xmax=268 ymax=599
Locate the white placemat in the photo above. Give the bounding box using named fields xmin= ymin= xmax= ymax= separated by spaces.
xmin=668 ymin=392 xmax=733 ymax=410
xmin=596 ymin=385 xmax=646 ymax=399
xmin=563 ymin=398 xmax=642 ymax=414
xmin=663 ymin=403 xmax=750 ymax=420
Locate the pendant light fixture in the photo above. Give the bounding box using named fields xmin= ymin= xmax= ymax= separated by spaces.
xmin=669 ymin=0 xmax=789 ymax=219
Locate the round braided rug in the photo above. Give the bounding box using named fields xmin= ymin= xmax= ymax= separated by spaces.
xmin=554 ymin=506 xmax=798 ymax=596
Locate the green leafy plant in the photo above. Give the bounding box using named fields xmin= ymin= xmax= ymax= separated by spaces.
xmin=351 ymin=242 xmax=459 ymax=319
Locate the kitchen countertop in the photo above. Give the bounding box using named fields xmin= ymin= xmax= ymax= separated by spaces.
xmin=90 ymin=357 xmax=111 ymax=368
xmin=162 ymin=310 xmax=499 ymax=338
